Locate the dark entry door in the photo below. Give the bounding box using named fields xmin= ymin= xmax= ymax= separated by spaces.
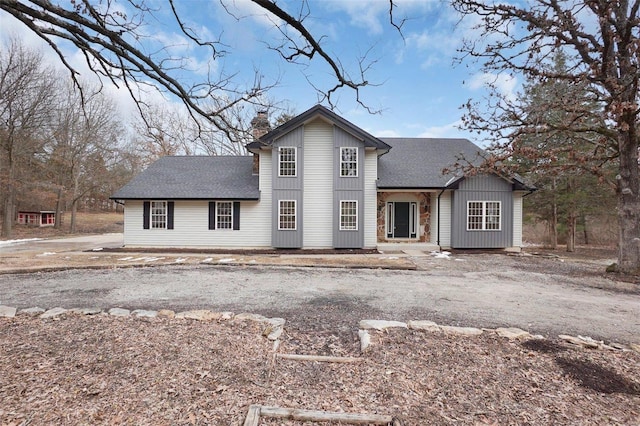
xmin=394 ymin=202 xmax=410 ymax=238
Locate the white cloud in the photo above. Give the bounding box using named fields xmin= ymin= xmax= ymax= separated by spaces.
xmin=468 ymin=72 xmax=518 ymax=100
xmin=417 ymin=119 xmax=464 ymax=138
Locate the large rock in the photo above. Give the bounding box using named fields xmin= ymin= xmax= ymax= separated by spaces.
xmin=440 ymin=325 xmax=483 ymax=336
xmin=0 ymin=305 xmax=17 ymax=318
xmin=234 ymin=312 xmax=268 ymax=322
xmin=359 ymin=320 xmax=407 ymax=331
xmin=40 ymin=307 xmax=67 ymax=319
xmin=69 ymin=308 xmax=102 ymax=315
xmin=175 ymin=310 xmax=222 ymax=321
xmin=358 ymin=329 xmax=371 ymax=352
xmin=108 ymin=308 xmax=131 ymax=317
xmin=407 ymin=320 xmax=440 ymax=332
xmin=18 ymin=307 xmax=45 ymax=316
xmin=496 ymin=327 xmax=531 ymax=340
xmin=131 ymin=309 xmax=158 ymax=318
xmin=559 ymin=334 xmax=599 ymax=349
xmin=157 ymin=309 xmax=175 ymax=319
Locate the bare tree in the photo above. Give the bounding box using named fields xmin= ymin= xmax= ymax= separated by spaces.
xmin=0 ymin=0 xmax=376 ymax=140
xmin=0 ymin=38 xmax=57 ymax=237
xmin=47 ymin=82 xmax=123 ymax=232
xmin=452 ymin=1 xmax=640 ymax=274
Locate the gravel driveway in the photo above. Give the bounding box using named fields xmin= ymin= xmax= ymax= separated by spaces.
xmin=1 ymin=247 xmax=638 ymax=343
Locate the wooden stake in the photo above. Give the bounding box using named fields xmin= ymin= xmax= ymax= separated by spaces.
xmin=259 ymin=406 xmax=393 ymax=424
xmin=243 ymin=405 xmax=261 ymax=426
xmin=276 ymin=353 xmax=363 ymax=363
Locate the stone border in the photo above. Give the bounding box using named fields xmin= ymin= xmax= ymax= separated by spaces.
xmin=1 ymin=305 xmax=638 ymax=354
xmin=357 ymin=319 xmax=640 ymax=353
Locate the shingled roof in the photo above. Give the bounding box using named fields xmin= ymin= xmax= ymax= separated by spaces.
xmin=377 ymin=138 xmax=485 ymax=189
xmin=246 ymin=104 xmax=391 ymax=152
xmin=111 ymin=156 xmax=259 ymax=200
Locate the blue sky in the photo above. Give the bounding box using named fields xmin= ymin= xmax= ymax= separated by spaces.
xmin=1 ymin=0 xmax=519 ymax=147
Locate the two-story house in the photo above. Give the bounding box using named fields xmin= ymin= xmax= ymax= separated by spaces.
xmin=111 ymin=105 xmax=532 ymax=250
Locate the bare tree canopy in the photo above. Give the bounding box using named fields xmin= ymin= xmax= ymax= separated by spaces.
xmin=0 ymin=0 xmax=376 ymax=140
xmin=452 ymin=0 xmax=640 ymax=274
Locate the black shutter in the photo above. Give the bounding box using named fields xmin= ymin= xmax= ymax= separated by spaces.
xmin=233 ymin=201 xmax=240 ymax=230
xmin=167 ymin=201 xmax=174 ymax=230
xmin=143 ymin=201 xmax=150 ymax=229
xmin=208 ymin=201 xmax=216 ymax=230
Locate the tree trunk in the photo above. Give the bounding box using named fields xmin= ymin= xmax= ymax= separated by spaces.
xmin=54 ymin=187 xmax=63 ymax=230
xmin=566 ymin=178 xmax=576 ymax=253
xmin=2 ymin=193 xmax=14 ymax=238
xmin=616 ymin=131 xmax=640 ymax=274
xmin=70 ymin=199 xmax=78 ymax=233
xmin=549 ymin=178 xmax=558 ymax=249
xmin=581 ymin=215 xmax=589 ymax=245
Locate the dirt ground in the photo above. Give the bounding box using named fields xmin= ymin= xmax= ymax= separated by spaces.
xmin=2 ymin=214 xmax=639 ymax=424
xmin=1 ymin=313 xmax=639 ymax=425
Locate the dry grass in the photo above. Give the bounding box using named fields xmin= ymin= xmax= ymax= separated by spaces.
xmin=5 ymin=211 xmax=123 ymax=240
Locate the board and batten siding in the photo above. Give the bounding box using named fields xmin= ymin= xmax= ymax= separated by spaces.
xmin=512 ymin=191 xmax=524 ymax=247
xmin=333 ymin=126 xmax=365 ymax=248
xmin=363 ymin=150 xmax=378 ymax=248
xmin=272 ymin=126 xmax=304 ymax=248
xmin=431 ymin=191 xmax=452 ymax=248
xmin=302 ymin=118 xmax=334 ymax=248
xmin=123 ymin=198 xmax=271 ymax=248
xmin=450 ymin=175 xmax=513 ymax=249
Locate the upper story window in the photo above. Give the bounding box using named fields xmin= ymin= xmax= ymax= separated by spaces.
xmin=467 ymin=201 xmax=501 ymax=231
xmin=151 ymin=201 xmax=167 ymax=229
xmin=278 ymin=147 xmax=296 ymax=177
xmin=340 ymin=147 xmax=358 ymax=177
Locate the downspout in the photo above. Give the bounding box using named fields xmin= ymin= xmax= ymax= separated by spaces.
xmin=436 ymin=188 xmax=446 ymax=252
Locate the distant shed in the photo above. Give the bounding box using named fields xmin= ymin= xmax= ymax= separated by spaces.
xmin=17 ymin=210 xmax=56 ymax=227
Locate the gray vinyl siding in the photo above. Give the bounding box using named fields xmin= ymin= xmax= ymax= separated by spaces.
xmin=272 ymin=126 xmax=304 ymax=248
xmin=334 ymin=126 xmax=364 ymax=191
xmin=451 ymin=175 xmax=513 ymax=248
xmin=272 ymin=190 xmax=303 ymax=248
xmin=333 ymin=124 xmax=365 ymax=247
xmin=333 ymin=190 xmax=364 ymax=248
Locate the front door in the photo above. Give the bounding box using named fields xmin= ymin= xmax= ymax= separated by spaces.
xmin=394 ymin=202 xmax=410 ymax=238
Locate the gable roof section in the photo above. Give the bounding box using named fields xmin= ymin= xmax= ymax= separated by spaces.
xmin=246 ymin=104 xmax=390 ymax=152
xmin=377 ymin=138 xmax=485 ymax=189
xmin=111 ymin=156 xmax=259 ymax=200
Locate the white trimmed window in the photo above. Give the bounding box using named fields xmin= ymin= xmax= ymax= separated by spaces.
xmin=151 ymin=201 xmax=167 ymax=229
xmin=216 ymin=201 xmax=233 ymax=229
xmin=278 ymin=200 xmax=296 ymax=230
xmin=340 ymin=147 xmax=358 ymax=177
xmin=467 ymin=201 xmax=501 ymax=231
xmin=340 ymin=200 xmax=358 ymax=230
xmin=278 ymin=147 xmax=296 ymax=177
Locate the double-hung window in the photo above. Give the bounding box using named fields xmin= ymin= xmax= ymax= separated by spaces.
xmin=278 ymin=147 xmax=296 ymax=177
xmin=340 ymin=147 xmax=358 ymax=177
xmin=278 ymin=200 xmax=296 ymax=230
xmin=151 ymin=201 xmax=167 ymax=229
xmin=216 ymin=201 xmax=233 ymax=229
xmin=208 ymin=201 xmax=240 ymax=230
xmin=467 ymin=201 xmax=501 ymax=231
xmin=340 ymin=200 xmax=358 ymax=230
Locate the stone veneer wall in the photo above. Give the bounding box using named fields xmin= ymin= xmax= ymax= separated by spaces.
xmin=377 ymin=192 xmax=431 ymax=242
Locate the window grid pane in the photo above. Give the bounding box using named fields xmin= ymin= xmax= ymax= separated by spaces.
xmin=279 ymin=147 xmax=296 ymax=176
xmin=151 ymin=201 xmax=167 ymax=229
xmin=340 ymin=147 xmax=358 ymax=177
xmin=467 ymin=201 xmax=500 ymax=231
xmin=279 ymin=200 xmax=296 ymax=230
xmin=340 ymin=201 xmax=358 ymax=230
xmin=216 ymin=202 xmax=233 ymax=229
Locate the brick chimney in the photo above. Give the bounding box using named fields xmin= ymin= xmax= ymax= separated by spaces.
xmin=250 ymin=111 xmax=270 ymax=141
xmin=250 ymin=111 xmax=270 ymax=175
